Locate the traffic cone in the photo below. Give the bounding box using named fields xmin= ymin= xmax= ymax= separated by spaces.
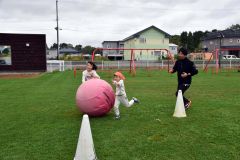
xmin=74 ymin=114 xmax=97 ymax=160
xmin=173 ymin=90 xmax=186 ymax=118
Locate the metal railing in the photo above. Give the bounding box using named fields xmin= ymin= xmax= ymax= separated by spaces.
xmin=47 ymin=60 xmax=240 ymax=72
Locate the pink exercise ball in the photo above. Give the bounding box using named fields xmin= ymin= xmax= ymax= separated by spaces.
xmin=76 ymin=79 xmax=115 ymax=117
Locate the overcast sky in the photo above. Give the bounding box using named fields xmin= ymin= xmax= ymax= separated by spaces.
xmin=0 ymin=0 xmax=239 ymax=47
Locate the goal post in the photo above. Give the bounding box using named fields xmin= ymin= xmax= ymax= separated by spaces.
xmin=204 ymin=48 xmax=240 ymax=73
xmin=91 ymin=48 xmax=175 ymax=73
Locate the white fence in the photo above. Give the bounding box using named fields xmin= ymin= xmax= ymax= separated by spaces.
xmin=47 ymin=60 xmax=65 ymax=72
xmin=47 ymin=60 xmax=240 ymax=72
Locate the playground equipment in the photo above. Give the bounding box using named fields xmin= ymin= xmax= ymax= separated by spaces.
xmin=204 ymin=48 xmax=240 ymax=73
xmin=74 ymin=67 xmax=77 ymax=78
xmin=76 ymin=79 xmax=115 ymax=116
xmin=91 ymin=48 xmax=175 ymax=74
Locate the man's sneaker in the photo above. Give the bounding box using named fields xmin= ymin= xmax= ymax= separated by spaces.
xmin=115 ymin=115 xmax=120 ymax=120
xmin=132 ymin=97 xmax=139 ymax=104
xmin=185 ymin=101 xmax=192 ymax=109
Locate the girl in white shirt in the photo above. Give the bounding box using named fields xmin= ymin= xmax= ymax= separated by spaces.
xmin=82 ymin=61 xmax=100 ymax=83
xmin=112 ymin=72 xmax=139 ymax=119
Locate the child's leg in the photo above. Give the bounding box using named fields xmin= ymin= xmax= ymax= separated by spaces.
xmin=119 ymin=96 xmax=134 ymax=107
xmin=113 ymin=96 xmax=121 ymax=117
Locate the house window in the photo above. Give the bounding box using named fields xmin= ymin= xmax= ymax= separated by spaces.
xmin=154 ymin=51 xmax=161 ymax=56
xmin=139 ymin=36 xmax=146 ymax=43
xmin=0 ymin=45 xmax=12 ymax=65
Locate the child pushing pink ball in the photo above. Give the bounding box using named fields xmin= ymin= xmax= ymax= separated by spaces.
xmin=76 ymin=79 xmax=115 ymax=116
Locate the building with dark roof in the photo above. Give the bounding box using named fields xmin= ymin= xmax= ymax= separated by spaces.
xmin=201 ymin=29 xmax=240 ymax=57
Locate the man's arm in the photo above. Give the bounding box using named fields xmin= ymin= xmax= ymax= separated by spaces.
xmin=190 ymin=63 xmax=198 ymax=76
xmin=169 ymin=61 xmax=177 ymax=73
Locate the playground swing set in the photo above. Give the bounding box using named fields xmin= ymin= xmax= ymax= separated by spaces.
xmin=91 ymin=48 xmax=175 ymax=75
xmin=203 ymin=48 xmax=240 ymax=74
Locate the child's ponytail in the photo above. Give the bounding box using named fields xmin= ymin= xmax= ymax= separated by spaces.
xmin=88 ymin=61 xmax=98 ymax=70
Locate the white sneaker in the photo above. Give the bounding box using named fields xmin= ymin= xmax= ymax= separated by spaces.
xmin=132 ymin=97 xmax=139 ymax=103
xmin=115 ymin=115 xmax=120 ymax=120
xmin=185 ymin=100 xmax=192 ymax=109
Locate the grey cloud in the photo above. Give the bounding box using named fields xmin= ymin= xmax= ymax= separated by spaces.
xmin=0 ymin=0 xmax=55 ymax=20
xmin=0 ymin=0 xmax=239 ymax=46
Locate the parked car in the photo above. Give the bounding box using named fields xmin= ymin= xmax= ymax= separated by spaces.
xmin=222 ymin=55 xmax=240 ymax=60
xmin=0 ymin=59 xmax=6 ymax=64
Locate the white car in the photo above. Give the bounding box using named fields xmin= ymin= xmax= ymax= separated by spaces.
xmin=222 ymin=55 xmax=240 ymax=60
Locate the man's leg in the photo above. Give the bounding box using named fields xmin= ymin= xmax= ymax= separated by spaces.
xmin=176 ymin=84 xmax=190 ymax=106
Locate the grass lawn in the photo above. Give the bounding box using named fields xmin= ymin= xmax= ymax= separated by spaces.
xmin=0 ymin=69 xmax=239 ymax=160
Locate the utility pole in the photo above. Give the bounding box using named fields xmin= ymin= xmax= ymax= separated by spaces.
xmin=56 ymin=0 xmax=59 ymax=60
xmin=218 ymin=32 xmax=224 ymax=69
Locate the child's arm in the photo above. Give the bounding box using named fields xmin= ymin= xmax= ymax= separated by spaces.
xmin=82 ymin=71 xmax=86 ymax=83
xmin=92 ymin=71 xmax=100 ymax=79
xmin=112 ymin=80 xmax=121 ymax=87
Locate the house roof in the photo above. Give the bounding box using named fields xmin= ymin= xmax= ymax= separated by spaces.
xmin=221 ymin=46 xmax=240 ymax=49
xmin=169 ymin=43 xmax=178 ymax=47
xmin=202 ymin=29 xmax=240 ymax=40
xmin=102 ymin=41 xmax=123 ymax=44
xmin=122 ymin=25 xmax=171 ymax=41
xmin=59 ymin=48 xmax=79 ymax=54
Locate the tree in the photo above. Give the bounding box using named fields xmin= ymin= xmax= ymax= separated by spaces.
xmin=180 ymin=31 xmax=188 ymax=48
xmin=187 ymin=32 xmax=194 ymax=52
xmin=67 ymin=43 xmax=74 ymax=48
xmin=2 ymin=48 xmax=10 ymax=55
xmin=50 ymin=43 xmax=58 ymax=49
xmin=204 ymin=30 xmax=210 ymax=35
xmin=60 ymin=43 xmax=68 ymax=49
xmin=50 ymin=43 xmax=74 ymax=49
xmin=75 ymin=44 xmax=82 ymax=52
xmin=227 ymin=24 xmax=240 ymax=30
xmin=212 ymin=29 xmax=218 ymax=32
xmin=81 ymin=45 xmax=95 ymax=55
xmin=170 ymin=35 xmax=181 ymax=46
xmin=193 ymin=31 xmax=204 ymax=51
